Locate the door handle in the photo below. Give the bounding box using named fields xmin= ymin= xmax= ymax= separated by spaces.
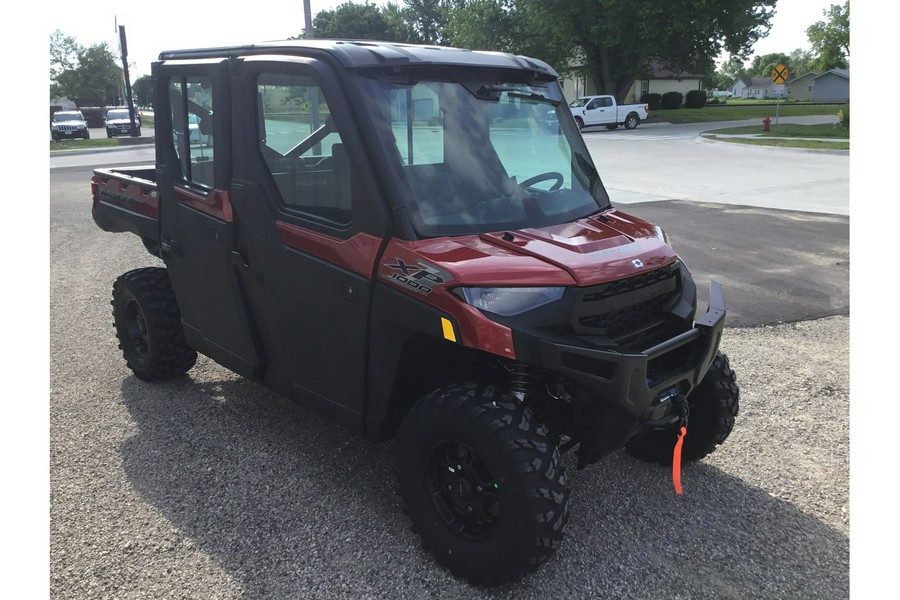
xmin=160 ymin=237 xmax=181 ymax=257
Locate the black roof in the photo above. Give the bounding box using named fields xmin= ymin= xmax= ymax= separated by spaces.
xmin=156 ymin=39 xmax=558 ymax=77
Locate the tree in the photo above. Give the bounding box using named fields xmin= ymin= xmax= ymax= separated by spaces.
xmin=711 ymin=55 xmax=748 ymax=91
xmin=401 ymin=0 xmax=453 ymax=44
xmin=788 ymin=48 xmax=816 ymax=77
xmin=445 ymin=0 xmax=520 ymax=51
xmin=132 ymin=75 xmax=154 ymax=109
xmin=312 ymin=1 xmax=396 ymax=40
xmin=748 ymin=52 xmax=790 ymax=77
xmin=443 ymin=0 xmax=775 ymax=102
xmin=524 ymin=0 xmax=776 ymax=102
xmin=807 ymin=1 xmax=849 ymax=71
xmin=50 ymin=36 xmax=123 ymax=105
xmin=50 ymin=30 xmax=79 ymax=82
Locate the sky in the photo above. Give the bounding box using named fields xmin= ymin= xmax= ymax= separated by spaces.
xmin=47 ymin=0 xmax=843 ymax=80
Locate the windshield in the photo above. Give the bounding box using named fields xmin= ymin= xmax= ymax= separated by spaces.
xmin=569 ymin=98 xmax=590 ymax=108
xmin=107 ymin=110 xmax=130 ymax=119
xmin=358 ymin=70 xmax=610 ymax=237
xmin=54 ymin=112 xmax=82 ymax=122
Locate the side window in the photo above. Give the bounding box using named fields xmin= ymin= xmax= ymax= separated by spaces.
xmin=585 ymin=99 xmax=599 ymax=110
xmin=600 ymin=97 xmax=613 ymax=108
xmin=169 ymin=76 xmax=215 ymax=188
xmin=257 ymin=73 xmax=352 ymax=226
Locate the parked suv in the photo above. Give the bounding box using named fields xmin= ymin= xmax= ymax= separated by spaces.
xmin=105 ymin=108 xmax=142 ymax=138
xmin=50 ymin=110 xmax=89 ymax=141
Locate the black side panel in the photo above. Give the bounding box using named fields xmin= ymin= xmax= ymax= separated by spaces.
xmin=365 ymin=284 xmax=494 ymax=441
xmin=155 ymin=60 xmax=263 ymax=379
xmin=230 ymin=180 xmax=371 ymax=428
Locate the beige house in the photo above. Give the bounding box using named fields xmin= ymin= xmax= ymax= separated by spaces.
xmin=785 ymin=72 xmax=820 ymax=101
xmin=560 ymin=61 xmax=704 ymax=103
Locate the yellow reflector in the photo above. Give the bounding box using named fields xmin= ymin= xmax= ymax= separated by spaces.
xmin=441 ymin=317 xmax=457 ymax=342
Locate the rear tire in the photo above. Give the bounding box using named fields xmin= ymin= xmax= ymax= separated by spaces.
xmin=111 ymin=267 xmax=196 ymax=381
xmin=624 ymin=113 xmax=640 ymax=129
xmin=395 ymin=383 xmax=570 ymax=585
xmin=625 ymin=352 xmax=739 ymax=464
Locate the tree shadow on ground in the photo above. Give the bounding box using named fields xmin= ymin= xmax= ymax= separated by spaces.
xmin=120 ymin=373 xmax=848 ymax=600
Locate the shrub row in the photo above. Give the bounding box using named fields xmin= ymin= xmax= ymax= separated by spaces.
xmin=640 ymin=89 xmax=708 ymax=110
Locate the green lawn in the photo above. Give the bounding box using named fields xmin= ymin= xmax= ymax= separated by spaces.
xmin=50 ymin=138 xmax=121 ymax=150
xmin=703 ymin=135 xmax=849 ymax=150
xmin=646 ymin=104 xmax=841 ymax=124
xmin=50 ymin=137 xmax=153 ymax=151
xmin=704 ymin=123 xmax=849 ymax=139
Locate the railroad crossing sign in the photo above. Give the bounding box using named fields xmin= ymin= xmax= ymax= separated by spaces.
xmin=772 ymin=64 xmax=789 ymax=84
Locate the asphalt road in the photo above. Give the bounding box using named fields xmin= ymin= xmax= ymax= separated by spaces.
xmin=48 ymin=124 xmax=849 ymax=598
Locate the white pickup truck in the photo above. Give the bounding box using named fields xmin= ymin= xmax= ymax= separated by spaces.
xmin=556 ymin=95 xmax=650 ymax=130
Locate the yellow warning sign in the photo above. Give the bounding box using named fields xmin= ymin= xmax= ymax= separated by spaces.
xmin=772 ymin=64 xmax=789 ymax=84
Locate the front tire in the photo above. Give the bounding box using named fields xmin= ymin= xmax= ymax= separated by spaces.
xmin=625 ymin=352 xmax=739 ymax=464
xmin=112 ymin=267 xmax=196 ymax=381
xmin=574 ymin=116 xmax=584 ymax=130
xmin=606 ymin=124 xmax=618 ymax=130
xmin=83 ymin=130 xmax=91 ymax=139
xmin=395 ymin=383 xmax=570 ymax=585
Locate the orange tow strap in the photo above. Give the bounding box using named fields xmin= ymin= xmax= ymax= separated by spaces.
xmin=673 ymin=426 xmax=687 ymax=495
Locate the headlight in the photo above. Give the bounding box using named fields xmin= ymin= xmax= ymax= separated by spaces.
xmin=654 ymin=225 xmax=671 ymax=246
xmin=457 ymin=287 xmax=565 ymax=316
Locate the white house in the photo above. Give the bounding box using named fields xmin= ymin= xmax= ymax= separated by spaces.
xmin=730 ymin=77 xmax=780 ymax=98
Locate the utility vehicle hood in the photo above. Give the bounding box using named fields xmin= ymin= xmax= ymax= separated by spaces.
xmin=402 ymin=210 xmax=678 ymax=288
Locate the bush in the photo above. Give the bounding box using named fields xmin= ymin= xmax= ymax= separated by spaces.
xmin=685 ymin=89 xmax=707 ymax=109
xmin=640 ymin=92 xmax=662 ymax=111
xmin=837 ymin=104 xmax=849 ymax=129
xmin=661 ymin=91 xmax=683 ymax=110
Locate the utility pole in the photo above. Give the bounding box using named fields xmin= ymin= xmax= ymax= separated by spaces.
xmin=118 ymin=25 xmax=140 ymax=137
xmin=303 ymin=0 xmax=320 ymax=149
xmin=304 ymin=0 xmax=314 ymax=39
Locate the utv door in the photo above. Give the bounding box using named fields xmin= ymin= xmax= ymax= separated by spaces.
xmin=227 ymin=56 xmax=390 ymax=430
xmin=154 ymin=59 xmax=263 ymax=377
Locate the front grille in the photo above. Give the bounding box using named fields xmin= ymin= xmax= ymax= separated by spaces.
xmin=57 ymin=125 xmax=79 ymax=132
xmin=571 ymin=262 xmax=682 ymax=342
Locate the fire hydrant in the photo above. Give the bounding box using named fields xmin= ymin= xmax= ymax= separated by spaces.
xmin=762 ymin=116 xmax=771 ymax=131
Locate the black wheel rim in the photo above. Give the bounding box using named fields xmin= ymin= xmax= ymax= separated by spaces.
xmin=123 ymin=297 xmax=149 ymax=357
xmin=427 ymin=441 xmax=500 ymax=540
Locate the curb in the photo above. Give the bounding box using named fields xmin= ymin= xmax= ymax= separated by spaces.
xmin=50 ymin=138 xmax=155 ymax=157
xmin=695 ymin=134 xmax=850 ymax=155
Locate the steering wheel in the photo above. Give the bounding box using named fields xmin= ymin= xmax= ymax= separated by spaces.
xmin=519 ymin=172 xmax=564 ymax=191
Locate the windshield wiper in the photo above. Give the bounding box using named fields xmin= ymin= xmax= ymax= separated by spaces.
xmin=476 ymin=85 xmax=560 ymax=107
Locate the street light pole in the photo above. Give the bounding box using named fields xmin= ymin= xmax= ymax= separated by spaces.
xmin=118 ymin=25 xmax=140 ymax=137
xmin=304 ymin=0 xmax=314 ymax=39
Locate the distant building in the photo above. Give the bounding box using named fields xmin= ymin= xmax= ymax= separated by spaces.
xmin=559 ymin=60 xmax=704 ymax=103
xmin=50 ymin=96 xmax=77 ymax=110
xmin=785 ymin=72 xmax=820 ymax=101
xmin=811 ymin=69 xmax=849 ymax=102
xmin=730 ymin=76 xmax=780 ymax=99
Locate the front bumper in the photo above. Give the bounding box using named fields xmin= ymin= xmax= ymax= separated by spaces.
xmin=536 ymin=281 xmax=726 ymax=465
xmin=52 ymin=128 xmax=86 ymax=138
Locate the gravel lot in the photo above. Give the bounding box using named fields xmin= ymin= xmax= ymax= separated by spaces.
xmin=49 ymin=166 xmax=849 ymax=599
